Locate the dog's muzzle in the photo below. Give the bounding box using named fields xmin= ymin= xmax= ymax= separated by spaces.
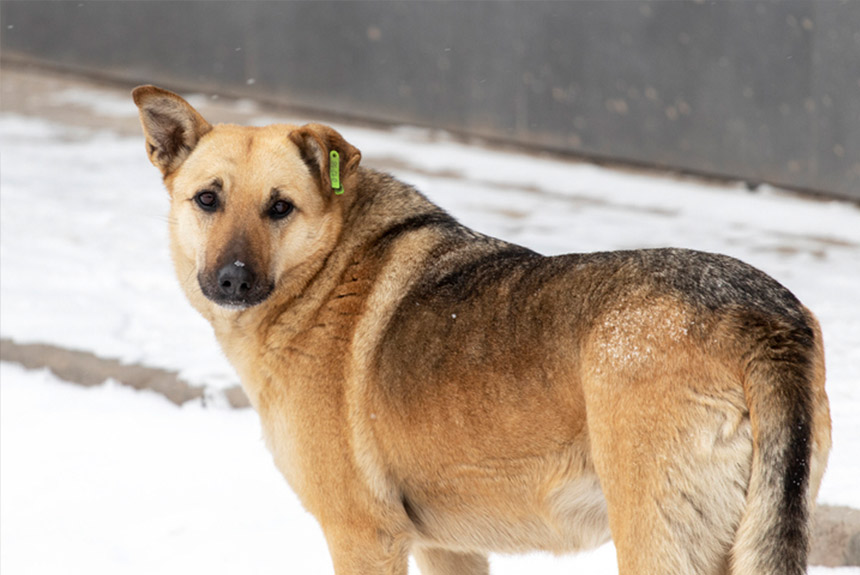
xmin=199 ymin=260 xmax=273 ymax=309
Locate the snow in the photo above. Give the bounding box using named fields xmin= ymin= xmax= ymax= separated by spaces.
xmin=0 ymin=363 xmax=331 ymax=575
xmin=2 ymin=79 xmax=859 ymax=573
xmin=2 ymin=364 xmax=856 ymax=575
xmin=46 ymin=87 xmax=143 ymax=118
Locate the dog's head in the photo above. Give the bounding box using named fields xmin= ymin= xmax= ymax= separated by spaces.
xmin=132 ymin=86 xmax=361 ymax=317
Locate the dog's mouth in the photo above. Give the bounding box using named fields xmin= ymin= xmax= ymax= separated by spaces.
xmin=197 ymin=262 xmax=274 ymax=309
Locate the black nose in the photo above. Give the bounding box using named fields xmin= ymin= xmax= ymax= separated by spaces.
xmin=216 ymin=262 xmax=256 ymax=298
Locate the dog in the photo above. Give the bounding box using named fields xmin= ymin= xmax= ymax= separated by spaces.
xmin=133 ymin=85 xmax=831 ymax=575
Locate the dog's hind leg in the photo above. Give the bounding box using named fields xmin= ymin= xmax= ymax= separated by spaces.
xmin=595 ymin=399 xmax=750 ymax=574
xmin=583 ymin=344 xmax=753 ymax=573
xmin=412 ymin=547 xmax=489 ymax=575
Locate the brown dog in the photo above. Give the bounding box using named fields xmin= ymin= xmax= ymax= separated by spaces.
xmin=133 ymin=85 xmax=830 ymax=575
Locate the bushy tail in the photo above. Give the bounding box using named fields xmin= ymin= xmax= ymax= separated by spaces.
xmin=730 ymin=309 xmax=830 ymax=575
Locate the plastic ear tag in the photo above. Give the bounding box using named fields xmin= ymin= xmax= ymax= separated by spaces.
xmin=329 ymin=150 xmax=344 ymax=195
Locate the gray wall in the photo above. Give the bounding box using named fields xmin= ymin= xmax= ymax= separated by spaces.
xmin=3 ymin=0 xmax=859 ymax=200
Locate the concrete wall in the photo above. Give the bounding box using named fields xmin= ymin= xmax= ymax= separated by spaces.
xmin=3 ymin=0 xmax=858 ymax=200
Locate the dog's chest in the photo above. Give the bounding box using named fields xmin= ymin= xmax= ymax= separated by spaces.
xmin=218 ymin=328 xmax=355 ymax=500
xmin=253 ymin=368 xmax=354 ymax=510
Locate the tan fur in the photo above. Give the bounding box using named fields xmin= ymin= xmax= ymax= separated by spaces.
xmin=133 ymin=86 xmax=831 ymax=574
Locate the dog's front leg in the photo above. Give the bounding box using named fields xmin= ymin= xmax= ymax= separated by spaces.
xmin=413 ymin=547 xmax=489 ymax=575
xmin=323 ymin=523 xmax=411 ymax=575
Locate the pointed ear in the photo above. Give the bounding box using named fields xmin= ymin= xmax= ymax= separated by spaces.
xmin=132 ymin=85 xmax=212 ymax=177
xmin=288 ymin=123 xmax=361 ymax=196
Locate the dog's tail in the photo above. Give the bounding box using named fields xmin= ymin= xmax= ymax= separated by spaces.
xmin=730 ymin=308 xmax=830 ymax=575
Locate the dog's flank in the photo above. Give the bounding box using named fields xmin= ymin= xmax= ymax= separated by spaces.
xmin=133 ymin=85 xmax=831 ymax=575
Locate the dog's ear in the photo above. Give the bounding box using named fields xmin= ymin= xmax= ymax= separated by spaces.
xmin=132 ymin=85 xmax=212 ymax=177
xmin=289 ymin=124 xmax=361 ymax=196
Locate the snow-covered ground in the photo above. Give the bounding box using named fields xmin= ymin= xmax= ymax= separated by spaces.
xmin=1 ymin=74 xmax=859 ymax=573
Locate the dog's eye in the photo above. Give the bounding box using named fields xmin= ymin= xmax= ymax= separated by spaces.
xmin=194 ymin=191 xmax=219 ymax=212
xmin=269 ymin=200 xmax=294 ymax=220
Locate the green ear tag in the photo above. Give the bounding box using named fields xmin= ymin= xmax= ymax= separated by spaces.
xmin=329 ymin=150 xmax=344 ymax=195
